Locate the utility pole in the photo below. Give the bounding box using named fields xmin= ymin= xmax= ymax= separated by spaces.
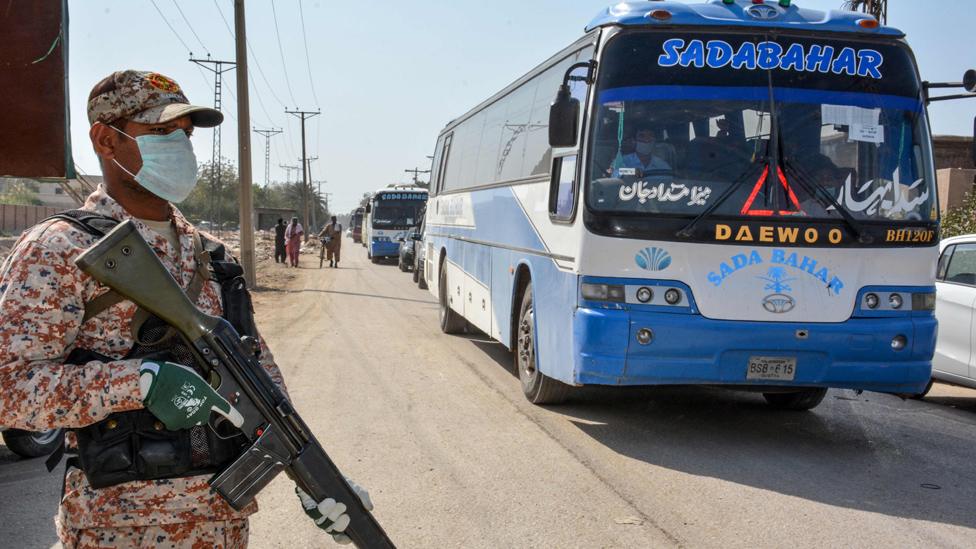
xmin=253 ymin=127 xmax=282 ymax=186
xmin=234 ymin=0 xmax=256 ymax=287
xmin=285 ymin=108 xmax=320 ymax=237
xmin=190 ymin=55 xmax=235 ymax=234
xmin=279 ymin=163 xmax=301 ymax=184
xmin=405 ymin=167 xmax=431 ymax=186
xmin=305 ymin=156 xmax=319 ymax=232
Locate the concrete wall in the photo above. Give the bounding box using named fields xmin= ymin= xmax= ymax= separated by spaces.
xmin=0 ymin=204 xmax=58 ymax=235
xmin=937 ymin=168 xmax=976 ymax=213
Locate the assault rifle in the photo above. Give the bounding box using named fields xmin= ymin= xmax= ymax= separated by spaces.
xmin=76 ymin=220 xmax=395 ymax=549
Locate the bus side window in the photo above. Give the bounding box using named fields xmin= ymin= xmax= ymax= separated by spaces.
xmin=549 ymin=154 xmax=578 ymax=222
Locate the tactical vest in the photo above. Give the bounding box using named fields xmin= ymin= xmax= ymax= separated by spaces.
xmin=44 ymin=210 xmax=258 ymax=489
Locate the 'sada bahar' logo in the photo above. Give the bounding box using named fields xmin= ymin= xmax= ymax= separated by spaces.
xmin=758 ymin=267 xmax=796 ymax=314
xmin=635 ymin=247 xmax=672 ymax=271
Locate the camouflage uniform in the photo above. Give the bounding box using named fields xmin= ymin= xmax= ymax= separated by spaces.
xmin=0 ymin=185 xmax=286 ymax=548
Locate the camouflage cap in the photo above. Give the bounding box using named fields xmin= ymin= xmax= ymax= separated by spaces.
xmin=87 ymin=70 xmax=223 ymax=128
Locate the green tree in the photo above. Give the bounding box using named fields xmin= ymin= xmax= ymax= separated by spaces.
xmin=0 ymin=180 xmax=42 ymax=206
xmin=942 ymin=188 xmax=976 ymax=238
xmin=181 ymin=159 xmax=240 ymax=227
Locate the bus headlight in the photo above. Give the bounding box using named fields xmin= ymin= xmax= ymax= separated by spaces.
xmin=636 ymin=287 xmax=653 ymax=303
xmin=864 ymin=293 xmax=880 ymax=309
xmin=664 ymin=288 xmax=682 ymax=305
xmin=889 ymin=293 xmax=904 ymax=309
xmin=582 ymin=283 xmax=626 ymax=303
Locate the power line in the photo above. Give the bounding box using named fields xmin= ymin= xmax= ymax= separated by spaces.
xmin=149 ymin=0 xmax=193 ymax=54
xmin=213 ymin=0 xmax=287 ymax=111
xmin=270 ymin=0 xmax=299 ymax=106
xmin=297 ymin=0 xmax=320 ymax=106
xmin=171 ymin=0 xmax=210 ymax=56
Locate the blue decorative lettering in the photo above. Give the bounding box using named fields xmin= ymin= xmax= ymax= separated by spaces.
xmin=659 ymin=40 xmax=883 ymax=80
xmin=828 ymin=276 xmax=845 ymax=295
xmin=706 ymin=40 xmax=734 ymax=68
xmin=857 ymin=49 xmax=884 ymax=79
xmin=731 ymin=42 xmax=757 ymax=70
xmin=798 ymin=255 xmax=818 ymax=275
xmin=708 ymin=272 xmax=722 ymax=286
xmin=831 ymin=47 xmax=858 ymax=76
xmin=780 ymin=43 xmax=806 ymax=72
xmin=680 ymin=40 xmax=706 ymax=68
xmin=659 ymin=38 xmax=684 ymax=67
xmin=757 ymin=42 xmax=784 ymax=70
xmin=805 ymin=45 xmax=834 ymax=73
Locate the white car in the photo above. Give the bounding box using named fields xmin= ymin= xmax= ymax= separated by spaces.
xmin=931 ymin=234 xmax=976 ymax=393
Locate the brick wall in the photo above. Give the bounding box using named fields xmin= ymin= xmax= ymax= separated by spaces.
xmin=0 ymin=203 xmax=58 ymax=235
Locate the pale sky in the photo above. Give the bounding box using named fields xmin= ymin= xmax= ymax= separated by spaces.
xmin=67 ymin=0 xmax=976 ymax=212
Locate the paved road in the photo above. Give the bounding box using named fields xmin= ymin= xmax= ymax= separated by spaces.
xmin=3 ymin=242 xmax=976 ymax=548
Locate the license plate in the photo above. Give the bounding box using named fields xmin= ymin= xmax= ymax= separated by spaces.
xmin=747 ymin=356 xmax=797 ymax=381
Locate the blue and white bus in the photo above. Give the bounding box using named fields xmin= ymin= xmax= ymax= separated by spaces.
xmin=364 ymin=185 xmax=428 ymax=263
xmin=423 ymin=0 xmax=944 ymax=409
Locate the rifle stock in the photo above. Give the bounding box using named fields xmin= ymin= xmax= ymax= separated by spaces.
xmin=75 ymin=221 xmax=395 ymax=548
xmin=75 ymin=220 xmax=216 ymax=340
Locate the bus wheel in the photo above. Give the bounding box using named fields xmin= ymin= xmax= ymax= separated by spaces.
xmin=515 ymin=285 xmax=571 ymax=405
xmin=910 ymin=378 xmax=934 ymax=400
xmin=438 ymin=258 xmax=465 ymax=334
xmin=762 ymin=388 xmax=828 ymax=411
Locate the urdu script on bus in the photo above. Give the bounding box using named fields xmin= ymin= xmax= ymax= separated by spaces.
xmin=658 ymin=39 xmax=884 ymax=79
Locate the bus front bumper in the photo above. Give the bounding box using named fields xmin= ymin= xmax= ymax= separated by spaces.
xmin=572 ymin=307 xmax=936 ymax=394
xmin=370 ymin=240 xmax=400 ymax=257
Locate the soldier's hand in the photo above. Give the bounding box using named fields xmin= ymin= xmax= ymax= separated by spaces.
xmin=296 ymin=479 xmax=373 ymax=545
xmin=139 ymin=361 xmax=244 ymax=431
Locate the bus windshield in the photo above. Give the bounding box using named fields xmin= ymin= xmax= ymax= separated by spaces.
xmin=587 ymin=31 xmax=935 ymax=223
xmin=372 ymin=192 xmax=427 ymax=229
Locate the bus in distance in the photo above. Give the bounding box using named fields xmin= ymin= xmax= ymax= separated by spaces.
xmin=351 ymin=207 xmax=365 ymax=244
xmin=364 ymin=186 xmax=428 ymax=263
xmin=422 ymin=0 xmax=944 ymax=409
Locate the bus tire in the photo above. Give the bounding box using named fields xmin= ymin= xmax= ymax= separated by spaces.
xmin=2 ymin=428 xmax=64 ymax=459
xmin=413 ymin=264 xmax=420 ymax=283
xmin=910 ymin=378 xmax=934 ymax=400
xmin=762 ymin=388 xmax=828 ymax=411
xmin=515 ymin=285 xmax=571 ymax=405
xmin=439 ymin=258 xmax=465 ymax=334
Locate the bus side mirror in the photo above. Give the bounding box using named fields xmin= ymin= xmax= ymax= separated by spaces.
xmin=964 ymin=69 xmax=976 ymax=93
xmin=365 ymin=204 xmax=371 ymax=214
xmin=549 ymin=84 xmax=580 ymax=148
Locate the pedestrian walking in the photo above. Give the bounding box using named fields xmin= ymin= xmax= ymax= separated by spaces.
xmin=0 ymin=70 xmax=369 ymax=548
xmin=318 ymin=216 xmax=343 ymax=268
xmin=274 ymin=217 xmax=287 ymax=263
xmin=285 ymin=217 xmax=304 ymax=267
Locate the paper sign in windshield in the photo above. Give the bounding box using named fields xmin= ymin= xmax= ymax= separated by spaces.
xmin=822 ymin=105 xmax=881 ymax=126
xmin=850 ymin=124 xmax=884 ymax=144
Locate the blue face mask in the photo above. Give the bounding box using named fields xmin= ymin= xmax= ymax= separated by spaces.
xmin=111 ymin=125 xmax=199 ymax=203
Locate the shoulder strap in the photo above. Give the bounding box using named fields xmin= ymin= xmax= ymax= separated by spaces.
xmin=44 ymin=210 xmax=119 ymax=238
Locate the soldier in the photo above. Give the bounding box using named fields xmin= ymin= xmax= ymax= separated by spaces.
xmin=0 ymin=70 xmax=369 ymax=547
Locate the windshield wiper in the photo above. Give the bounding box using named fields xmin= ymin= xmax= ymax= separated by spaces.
xmin=675 ymin=162 xmax=765 ymax=238
xmin=781 ymin=160 xmax=874 ymax=244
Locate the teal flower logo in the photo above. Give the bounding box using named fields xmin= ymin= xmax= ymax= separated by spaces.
xmin=635 ymin=247 xmax=672 ymax=271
